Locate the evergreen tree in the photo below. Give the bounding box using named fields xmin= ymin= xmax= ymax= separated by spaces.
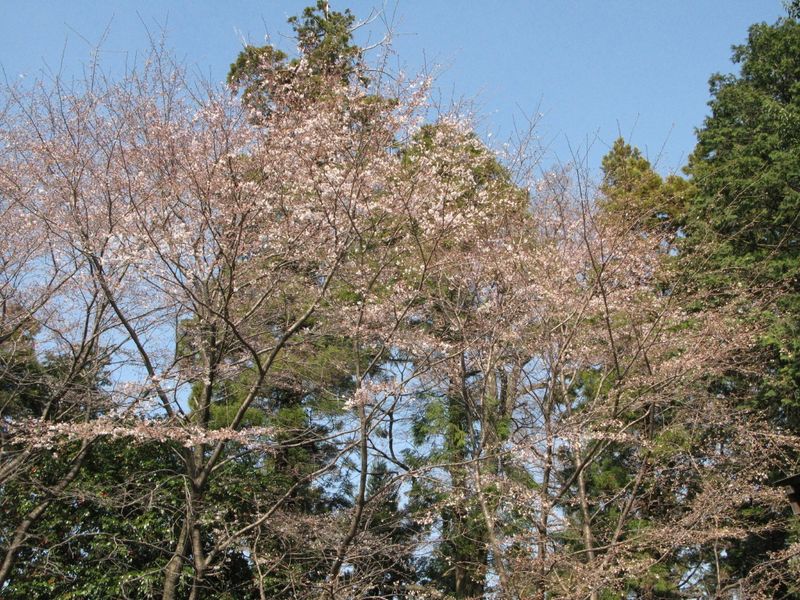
xmin=681 ymin=9 xmax=800 ymax=594
xmin=684 ymin=10 xmax=800 ymax=428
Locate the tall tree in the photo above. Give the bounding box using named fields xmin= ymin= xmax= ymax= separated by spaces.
xmin=684 ymin=10 xmax=800 ymax=427
xmin=680 ymin=9 xmax=800 ymax=595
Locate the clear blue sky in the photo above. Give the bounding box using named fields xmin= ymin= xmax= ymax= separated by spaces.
xmin=0 ymin=1 xmax=787 ymax=175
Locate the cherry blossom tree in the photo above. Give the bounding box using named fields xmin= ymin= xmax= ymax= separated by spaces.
xmin=1 ymin=4 xmax=798 ymax=600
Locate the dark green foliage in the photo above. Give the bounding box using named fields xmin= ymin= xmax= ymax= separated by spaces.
xmin=600 ymin=138 xmax=691 ymax=229
xmin=410 ymin=385 xmax=492 ymax=597
xmin=684 ymin=11 xmax=800 ymax=425
xmin=227 ymin=0 xmax=363 ymax=116
xmin=288 ymin=1 xmax=361 ymax=81
xmin=678 ymin=9 xmax=800 ymax=596
xmin=226 ymin=44 xmax=288 ymax=103
xmin=0 ymin=344 xmax=47 ymax=419
xmin=1 ymin=442 xmax=184 ymax=600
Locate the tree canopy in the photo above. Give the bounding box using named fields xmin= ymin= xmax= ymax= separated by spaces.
xmin=1 ymin=4 xmax=799 ymax=600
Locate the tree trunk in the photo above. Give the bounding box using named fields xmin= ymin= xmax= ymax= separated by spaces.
xmin=162 ymin=517 xmax=191 ymax=600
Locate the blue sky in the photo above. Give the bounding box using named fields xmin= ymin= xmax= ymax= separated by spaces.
xmin=0 ymin=1 xmax=787 ymax=175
